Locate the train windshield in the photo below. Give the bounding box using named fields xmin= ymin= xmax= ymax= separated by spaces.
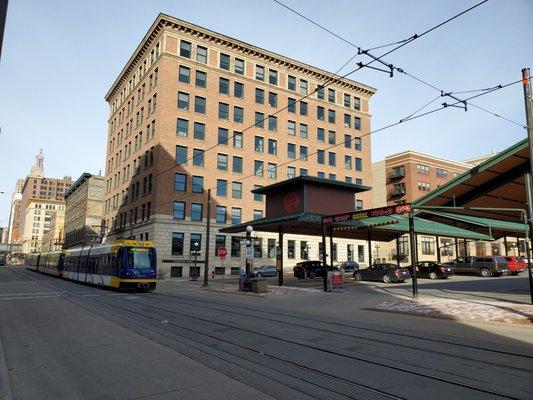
xmin=126 ymin=247 xmax=155 ymax=270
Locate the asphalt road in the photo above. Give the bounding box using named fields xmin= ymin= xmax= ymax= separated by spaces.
xmin=1 ymin=266 xmax=532 ymax=400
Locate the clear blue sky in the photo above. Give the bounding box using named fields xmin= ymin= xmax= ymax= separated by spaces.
xmin=1 ymin=0 xmax=532 ymax=226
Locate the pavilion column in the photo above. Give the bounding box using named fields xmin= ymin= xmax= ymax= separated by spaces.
xmin=504 ymin=235 xmax=509 ymax=256
xmin=455 ymin=237 xmax=459 ymax=258
xmin=436 ymin=235 xmax=441 ymax=263
xmin=277 ymin=226 xmax=284 ymax=287
xmin=517 ymin=237 xmax=521 ymax=256
xmin=395 ymin=237 xmax=401 ymax=267
xmin=329 ymin=228 xmax=334 ymax=267
xmin=321 ymin=222 xmax=328 ymax=292
xmin=464 ymin=239 xmax=468 ymax=256
xmin=367 ymin=230 xmax=372 ymax=266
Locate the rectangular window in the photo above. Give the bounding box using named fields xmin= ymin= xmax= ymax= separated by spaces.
xmin=234 ymin=106 xmax=244 ymax=123
xmin=196 ymin=46 xmax=208 ymax=63
xmin=216 ymin=179 xmax=227 ymax=197
xmin=233 ymin=156 xmax=243 ymax=173
xmin=219 ymin=78 xmax=229 ymax=95
xmin=421 ymin=236 xmax=436 ymax=255
xmin=300 ymin=102 xmax=308 ymax=116
xmin=354 ymin=96 xmax=361 ymax=110
xmin=231 ymin=208 xmax=242 ymax=224
xmin=267 ymin=239 xmax=276 ymax=258
xmin=231 ymin=236 xmax=241 ymax=257
xmin=180 ymin=40 xmax=191 ymax=58
xmin=176 ymin=118 xmax=188 ymax=137
xmin=268 ymin=163 xmax=277 ymax=179
xmin=358 ymin=245 xmax=365 ymax=262
xmin=254 ymin=185 xmax=263 ymax=201
xmin=300 ymin=80 xmax=308 ymax=95
xmin=344 ymin=113 xmax=351 ymax=128
xmin=345 ymin=176 xmax=352 ymax=183
xmin=268 ymin=139 xmax=277 ymax=155
xmin=300 ymin=146 xmax=308 ymax=161
xmin=287 ymin=120 xmax=296 ymax=136
xmin=344 ymin=93 xmax=351 ymax=108
xmin=216 ymin=206 xmax=227 ymax=223
xmin=436 ymin=168 xmax=448 ymax=178
xmin=234 ymin=58 xmax=245 ymax=75
xmin=345 ymin=155 xmax=352 ymax=170
xmin=215 ymin=235 xmax=226 ymax=256
xmin=317 ymin=106 xmax=324 ymax=121
xmin=328 ymin=109 xmax=336 ymax=123
xmin=355 ymin=157 xmax=363 ymax=171
xmin=328 ymin=130 xmax=336 ymax=145
xmin=344 ymin=134 xmax=351 ymax=149
xmin=354 ymin=117 xmax=362 ymax=130
xmin=174 ymin=173 xmax=186 ymax=192
xmin=233 ymin=132 xmax=243 ymax=148
xmin=317 ymin=150 xmax=324 ymax=164
xmin=218 ymin=127 xmax=229 ymax=145
xmin=255 ymin=136 xmax=264 ymax=152
xmin=317 ymin=85 xmax=324 ymax=99
xmin=255 ymin=112 xmax=264 ymax=128
xmin=220 ymin=53 xmax=230 ymax=70
xmin=192 ymin=176 xmax=203 ymax=193
xmin=193 ymin=149 xmax=204 ymax=167
xmin=194 ymin=122 xmax=205 ymax=140
xmin=317 ymin=127 xmax=325 ymax=142
xmin=328 ymin=88 xmax=336 ymax=103
xmin=288 ymin=97 xmax=296 ymax=113
xmin=176 ymin=145 xmax=187 ymax=164
xmin=268 ymin=92 xmax=277 ymax=107
xmin=287 ymin=143 xmax=296 ymax=159
xmin=269 ymin=69 xmax=278 ymax=85
xmin=288 ymin=75 xmax=296 ymax=91
xmin=190 ymin=233 xmax=202 ymax=254
xmin=253 ymin=211 xmax=264 ymax=223
xmin=287 ymin=166 xmax=296 ymax=179
xmin=171 ymin=232 xmax=184 ymax=255
xmin=178 ymin=92 xmax=189 ymax=110
xmin=256 ymin=65 xmax=265 ymax=81
xmin=232 ymin=182 xmax=242 ymax=199
xmin=255 ymin=88 xmax=264 ymax=104
xmin=195 ymin=70 xmax=207 ymax=88
xmin=417 ymin=164 xmax=430 ymax=174
xmin=234 ymin=82 xmax=244 ymax=99
xmin=299 ymin=124 xmax=308 ymax=139
xmin=218 ymin=102 xmax=229 ymax=120
xmin=191 ymin=203 xmax=203 ymax=221
xmin=254 ymin=160 xmax=264 ymax=177
xmin=354 ymin=137 xmax=362 ymax=151
xmin=194 ymin=96 xmax=206 ymax=114
xmin=173 ymin=201 xmax=185 ymax=220
xmin=217 ymin=153 xmax=228 ymax=170
xmin=268 ymin=116 xmax=277 ymax=132
xmin=328 ymin=152 xmax=336 ymax=166
xmin=287 ymin=240 xmax=295 ymax=259
xmin=179 ymin=66 xmax=190 ymax=83
xmin=300 ymin=241 xmax=308 ymax=260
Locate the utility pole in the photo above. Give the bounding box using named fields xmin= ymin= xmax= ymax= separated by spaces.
xmin=522 ymin=67 xmax=533 ymax=305
xmin=203 ymin=189 xmax=211 ymax=287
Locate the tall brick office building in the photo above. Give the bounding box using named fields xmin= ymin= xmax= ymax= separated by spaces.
xmin=103 ymin=14 xmax=376 ymax=277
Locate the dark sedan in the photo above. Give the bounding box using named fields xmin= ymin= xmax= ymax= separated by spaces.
xmin=339 ymin=261 xmax=359 ymax=274
xmin=293 ymin=261 xmax=335 ymax=279
xmin=407 ymin=261 xmax=454 ymax=279
xmin=353 ymin=263 xmax=411 ymax=283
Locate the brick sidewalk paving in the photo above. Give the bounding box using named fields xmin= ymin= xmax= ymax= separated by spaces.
xmin=375 ymin=298 xmax=533 ymax=325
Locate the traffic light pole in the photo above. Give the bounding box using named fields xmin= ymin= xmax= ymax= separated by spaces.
xmin=203 ymin=189 xmax=211 ymax=287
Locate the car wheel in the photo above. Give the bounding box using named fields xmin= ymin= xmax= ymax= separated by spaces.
xmin=353 ymin=272 xmax=361 ymax=281
xmin=383 ymin=275 xmax=392 ymax=284
xmin=257 ymin=272 xmax=262 ymax=278
xmin=308 ymin=270 xmax=316 ymax=279
xmin=511 ymin=272 xmax=518 ymax=276
xmin=480 ymin=268 xmax=492 ymax=277
xmin=429 ymin=272 xmax=438 ymax=280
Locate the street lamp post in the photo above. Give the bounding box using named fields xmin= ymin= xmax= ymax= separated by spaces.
xmin=193 ymin=241 xmax=199 ymax=280
xmin=245 ymin=225 xmax=253 ymax=276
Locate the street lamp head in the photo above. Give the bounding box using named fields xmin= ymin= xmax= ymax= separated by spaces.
xmin=194 ymin=241 xmax=199 ymax=248
xmin=246 ymin=225 xmax=253 ymax=234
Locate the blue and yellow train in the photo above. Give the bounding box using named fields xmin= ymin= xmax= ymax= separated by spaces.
xmin=26 ymin=240 xmax=157 ymax=291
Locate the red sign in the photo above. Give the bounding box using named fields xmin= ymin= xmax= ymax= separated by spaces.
xmin=331 ymin=273 xmax=343 ymax=285
xmin=321 ymin=204 xmax=411 ymax=224
xmin=217 ymin=247 xmax=227 ymax=259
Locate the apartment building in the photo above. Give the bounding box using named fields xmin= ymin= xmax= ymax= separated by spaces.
xmin=16 ymin=151 xmax=72 ymax=253
xmin=103 ymin=14 xmax=376 ymax=277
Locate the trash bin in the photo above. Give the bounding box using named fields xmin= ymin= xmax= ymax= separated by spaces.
xmin=239 ymin=276 xmax=253 ymax=292
xmin=251 ymin=278 xmax=267 ymax=293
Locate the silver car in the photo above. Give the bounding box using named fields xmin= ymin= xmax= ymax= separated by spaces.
xmin=252 ymin=265 xmax=278 ymax=277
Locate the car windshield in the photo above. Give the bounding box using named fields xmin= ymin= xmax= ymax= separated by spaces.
xmin=127 ymin=247 xmax=155 ymax=270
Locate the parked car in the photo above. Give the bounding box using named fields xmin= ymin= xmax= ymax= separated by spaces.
xmin=448 ymin=256 xmax=509 ymax=277
xmin=407 ymin=261 xmax=454 ymax=279
xmin=503 ymin=256 xmax=526 ymax=275
xmin=339 ymin=260 xmax=359 ymax=274
xmin=293 ymin=261 xmax=336 ymax=279
xmin=252 ymin=265 xmax=278 ymax=278
xmin=0 ymin=255 xmax=5 ymax=266
xmin=353 ymin=263 xmax=411 ymax=283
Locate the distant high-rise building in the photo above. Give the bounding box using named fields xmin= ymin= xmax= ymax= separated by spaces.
xmin=15 ymin=150 xmax=73 ymax=253
xmin=103 ymin=14 xmax=376 ymax=276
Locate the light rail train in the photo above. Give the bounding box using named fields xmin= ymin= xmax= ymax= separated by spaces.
xmin=26 ymin=240 xmax=157 ymax=290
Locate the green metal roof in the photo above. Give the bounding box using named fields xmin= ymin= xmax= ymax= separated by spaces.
xmin=418 ymin=211 xmax=526 ymax=235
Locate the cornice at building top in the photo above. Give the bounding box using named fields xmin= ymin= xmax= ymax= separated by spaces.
xmin=383 ymin=150 xmax=473 ymax=170
xmin=106 ymin=13 xmax=377 ymax=101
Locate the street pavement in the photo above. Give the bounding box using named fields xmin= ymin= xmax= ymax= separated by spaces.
xmin=1 ymin=266 xmax=532 ymax=400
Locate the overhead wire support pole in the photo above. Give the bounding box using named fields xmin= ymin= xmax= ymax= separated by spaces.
xmin=522 ymin=67 xmax=533 ymax=305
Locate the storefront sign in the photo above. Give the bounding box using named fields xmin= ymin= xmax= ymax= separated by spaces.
xmin=321 ymin=204 xmax=411 ymax=224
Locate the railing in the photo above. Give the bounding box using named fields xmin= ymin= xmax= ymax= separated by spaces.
xmin=389 ymin=167 xmax=405 ymax=179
